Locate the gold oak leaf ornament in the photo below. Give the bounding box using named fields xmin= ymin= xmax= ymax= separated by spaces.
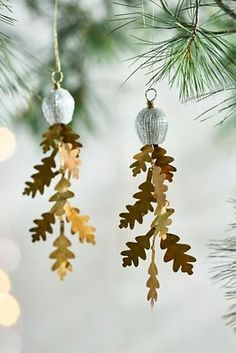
xmin=119 ymin=88 xmax=196 ymax=306
xmin=23 ymin=0 xmax=95 ymax=279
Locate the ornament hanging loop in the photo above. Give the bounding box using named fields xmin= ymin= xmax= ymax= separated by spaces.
xmin=145 ymin=88 xmax=157 ymax=109
xmin=52 ymin=71 xmax=64 ymax=89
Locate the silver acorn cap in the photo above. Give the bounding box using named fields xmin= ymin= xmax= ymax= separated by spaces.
xmin=42 ymin=88 xmax=75 ymax=125
xmin=135 ymin=89 xmax=168 ymax=145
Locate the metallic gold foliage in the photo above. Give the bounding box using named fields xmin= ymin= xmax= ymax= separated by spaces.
xmin=151 ymin=201 xmax=174 ymax=240
xmin=146 ymin=248 xmax=159 ymax=308
xmin=40 ymin=124 xmax=64 ymax=153
xmin=130 ymin=145 xmax=153 ymax=177
xmin=152 ymin=165 xmax=168 ymax=212
xmin=152 ymin=145 xmax=177 ymax=182
xmin=120 ymin=144 xmax=195 ymax=303
xmin=24 ymin=124 xmax=95 ymax=278
xmin=23 ymin=149 xmax=58 ymax=197
xmin=121 ymin=228 xmax=155 ymax=267
xmin=49 ymin=221 xmax=75 ymax=280
xmin=119 ymin=168 xmax=156 ymax=229
xmin=65 ymin=204 xmax=96 ymax=244
xmin=60 ymin=124 xmax=82 ymax=150
xmin=49 ymin=175 xmax=74 ymax=216
xmin=30 ymin=212 xmax=56 ymax=242
xmin=160 ymin=234 xmax=196 ymax=275
xmin=59 ymin=143 xmax=81 ymax=179
xmin=40 ymin=124 xmax=82 ymax=153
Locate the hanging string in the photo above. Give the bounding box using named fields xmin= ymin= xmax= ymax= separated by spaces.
xmin=52 ymin=0 xmax=64 ymax=88
xmin=142 ymin=0 xmax=157 ymax=103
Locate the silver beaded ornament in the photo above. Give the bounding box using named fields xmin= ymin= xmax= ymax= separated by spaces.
xmin=42 ymin=87 xmax=75 ymax=126
xmin=135 ymin=88 xmax=168 ymax=145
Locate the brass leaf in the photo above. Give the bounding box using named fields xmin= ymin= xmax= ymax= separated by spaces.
xmin=49 ymin=226 xmax=75 ymax=280
xmin=23 ymin=149 xmax=58 ymax=198
xmin=59 ymin=143 xmax=81 ymax=179
xmin=152 ymin=165 xmax=168 ymax=212
xmin=152 ymin=145 xmax=177 ymax=182
xmin=130 ymin=145 xmax=153 ymax=177
xmin=30 ymin=212 xmax=56 ymax=242
xmin=119 ymin=168 xmax=156 ymax=229
xmin=65 ymin=204 xmax=96 ymax=244
xmin=40 ymin=124 xmax=64 ymax=153
xmin=146 ymin=248 xmax=160 ymax=308
xmin=121 ymin=228 xmax=155 ymax=267
xmin=151 ymin=201 xmax=174 ymax=240
xmin=50 ymin=175 xmax=74 ymax=217
xmin=160 ymin=233 xmax=196 ymax=275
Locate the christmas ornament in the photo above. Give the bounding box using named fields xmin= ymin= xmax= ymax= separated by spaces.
xmin=23 ymin=0 xmax=95 ymax=279
xmin=119 ymin=89 xmax=196 ymax=306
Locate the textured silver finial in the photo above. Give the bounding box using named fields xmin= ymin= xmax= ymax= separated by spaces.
xmin=135 ymin=89 xmax=168 ymax=145
xmin=42 ymin=88 xmax=75 ymax=125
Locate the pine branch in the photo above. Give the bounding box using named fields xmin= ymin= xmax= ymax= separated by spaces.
xmin=214 ymin=0 xmax=236 ymax=19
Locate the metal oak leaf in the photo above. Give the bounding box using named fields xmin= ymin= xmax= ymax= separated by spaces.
xmin=23 ymin=149 xmax=58 ymax=197
xmin=49 ymin=223 xmax=75 ymax=280
xmin=151 ymin=202 xmax=174 ymax=240
xmin=30 ymin=212 xmax=56 ymax=242
xmin=160 ymin=233 xmax=196 ymax=275
xmin=152 ymin=165 xmax=168 ymax=212
xmin=152 ymin=145 xmax=177 ymax=182
xmin=130 ymin=145 xmax=153 ymax=177
xmin=60 ymin=124 xmax=82 ymax=150
xmin=146 ymin=248 xmax=160 ymax=308
xmin=65 ymin=205 xmax=96 ymax=244
xmin=40 ymin=124 xmax=64 ymax=153
xmin=119 ymin=169 xmax=156 ymax=229
xmin=121 ymin=228 xmax=155 ymax=267
xmin=59 ymin=143 xmax=81 ymax=179
xmin=50 ymin=176 xmax=74 ymax=216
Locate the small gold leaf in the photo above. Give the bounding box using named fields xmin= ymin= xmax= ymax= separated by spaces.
xmin=49 ymin=221 xmax=75 ymax=280
xmin=121 ymin=228 xmax=155 ymax=267
xmin=146 ymin=248 xmax=160 ymax=308
xmin=59 ymin=143 xmax=81 ymax=179
xmin=23 ymin=149 xmax=58 ymax=197
xmin=152 ymin=165 xmax=168 ymax=212
xmin=130 ymin=145 xmax=153 ymax=177
xmin=65 ymin=204 xmax=96 ymax=244
xmin=30 ymin=212 xmax=56 ymax=242
xmin=151 ymin=201 xmax=174 ymax=239
xmin=119 ymin=168 xmax=156 ymax=229
xmin=152 ymin=145 xmax=177 ymax=182
xmin=160 ymin=233 xmax=196 ymax=275
xmin=50 ymin=175 xmax=74 ymax=217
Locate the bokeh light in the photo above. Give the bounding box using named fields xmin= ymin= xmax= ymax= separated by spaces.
xmin=0 ymin=270 xmax=11 ymax=294
xmin=0 ymin=238 xmax=21 ymax=273
xmin=0 ymin=294 xmax=20 ymax=327
xmin=0 ymin=127 xmax=16 ymax=162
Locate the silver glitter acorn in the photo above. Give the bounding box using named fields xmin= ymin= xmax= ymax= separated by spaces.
xmin=135 ymin=89 xmax=168 ymax=145
xmin=42 ymin=88 xmax=75 ymax=125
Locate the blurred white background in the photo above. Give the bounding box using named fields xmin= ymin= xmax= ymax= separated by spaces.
xmin=1 ymin=1 xmax=236 ymax=352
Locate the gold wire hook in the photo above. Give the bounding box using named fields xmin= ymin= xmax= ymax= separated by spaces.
xmin=52 ymin=0 xmax=63 ymax=88
xmin=145 ymin=88 xmax=157 ymax=109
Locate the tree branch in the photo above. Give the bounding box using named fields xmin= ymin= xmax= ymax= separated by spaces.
xmin=214 ymin=0 xmax=236 ymax=19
